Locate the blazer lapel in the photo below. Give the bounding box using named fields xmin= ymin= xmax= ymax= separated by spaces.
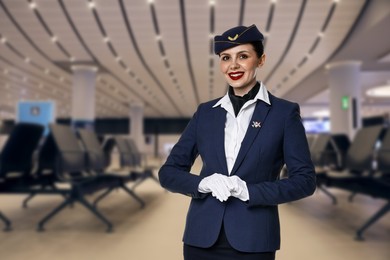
xmin=213 ymin=107 xmax=229 ymax=175
xmin=230 ymin=100 xmax=271 ymax=175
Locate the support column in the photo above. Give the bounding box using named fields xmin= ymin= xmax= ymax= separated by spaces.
xmin=70 ymin=65 xmax=98 ymax=130
xmin=326 ymin=61 xmax=362 ymax=139
xmin=129 ymin=102 xmax=144 ymax=152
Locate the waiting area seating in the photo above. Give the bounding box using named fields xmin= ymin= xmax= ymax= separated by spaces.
xmin=0 ymin=123 xmax=45 ymax=231
xmin=104 ymin=136 xmax=159 ymax=189
xmin=311 ymin=125 xmax=390 ymax=240
xmin=77 ymin=128 xmax=145 ymax=208
xmin=0 ymin=122 xmax=159 ymax=232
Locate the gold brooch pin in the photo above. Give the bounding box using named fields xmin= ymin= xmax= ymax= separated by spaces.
xmin=228 ymin=34 xmax=238 ymax=41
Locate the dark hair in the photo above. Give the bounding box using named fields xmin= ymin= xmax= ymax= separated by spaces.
xmin=250 ymin=41 xmax=264 ymax=58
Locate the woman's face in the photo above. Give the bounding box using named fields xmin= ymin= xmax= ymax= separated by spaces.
xmin=219 ymin=43 xmax=265 ymax=96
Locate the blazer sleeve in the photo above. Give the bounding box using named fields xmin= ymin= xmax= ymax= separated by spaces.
xmin=247 ymin=103 xmax=316 ymax=206
xmin=158 ymin=107 xmax=205 ymax=199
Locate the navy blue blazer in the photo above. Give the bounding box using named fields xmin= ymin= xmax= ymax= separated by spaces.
xmin=158 ymin=93 xmax=316 ymax=253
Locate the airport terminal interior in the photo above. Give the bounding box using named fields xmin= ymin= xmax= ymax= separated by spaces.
xmin=0 ymin=0 xmax=389 ymax=259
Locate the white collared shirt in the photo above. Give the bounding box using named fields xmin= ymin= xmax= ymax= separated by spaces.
xmin=212 ymin=82 xmax=271 ymax=175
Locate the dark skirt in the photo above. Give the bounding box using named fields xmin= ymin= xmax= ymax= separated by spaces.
xmin=183 ymin=226 xmax=276 ymax=260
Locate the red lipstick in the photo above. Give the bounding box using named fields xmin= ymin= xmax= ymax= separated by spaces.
xmin=228 ymin=72 xmax=244 ymax=80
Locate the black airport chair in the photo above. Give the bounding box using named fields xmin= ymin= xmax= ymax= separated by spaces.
xmin=37 ymin=124 xmax=122 ymax=232
xmin=77 ymin=128 xmax=145 ymax=208
xmin=311 ymin=133 xmax=336 ymax=169
xmin=0 ymin=122 xmax=45 ymax=231
xmin=102 ymin=137 xmax=117 ymax=168
xmin=124 ymin=138 xmax=159 ymax=187
xmin=351 ymin=127 xmax=390 ymax=240
xmin=21 ymin=134 xmax=64 ymax=208
xmin=111 ymin=136 xmax=159 ymax=189
xmin=316 ymin=125 xmax=389 ymax=240
xmin=311 ymin=133 xmax=350 ymax=204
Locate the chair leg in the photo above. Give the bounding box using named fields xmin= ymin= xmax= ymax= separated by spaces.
xmin=355 ymin=201 xmax=390 ymax=241
xmin=37 ymin=194 xmax=114 ymax=233
xmin=131 ymin=170 xmax=160 ymax=190
xmin=77 ymin=196 xmax=113 ymax=233
xmin=131 ymin=177 xmax=146 ymax=190
xmin=348 ymin=192 xmax=357 ymax=202
xmin=37 ymin=197 xmax=74 ymax=232
xmin=22 ymin=193 xmax=36 ymax=208
xmin=121 ymin=184 xmax=145 ymax=208
xmin=145 ymin=169 xmax=160 ymax=184
xmin=0 ymin=212 xmax=12 ymax=231
xmin=23 ymin=183 xmax=64 ymax=208
xmin=318 ymin=185 xmax=338 ymax=205
xmin=92 ymin=187 xmax=115 ymax=208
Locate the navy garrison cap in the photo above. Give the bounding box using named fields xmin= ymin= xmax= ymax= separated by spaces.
xmin=214 ymin=24 xmax=264 ymax=55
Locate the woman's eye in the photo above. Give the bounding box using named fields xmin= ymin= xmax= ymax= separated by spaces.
xmin=240 ymin=54 xmax=248 ymax=59
xmin=221 ymin=56 xmax=230 ymax=61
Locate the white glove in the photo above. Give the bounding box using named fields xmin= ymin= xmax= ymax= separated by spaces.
xmin=228 ymin=175 xmax=249 ymax=202
xmin=198 ymin=173 xmax=233 ymax=202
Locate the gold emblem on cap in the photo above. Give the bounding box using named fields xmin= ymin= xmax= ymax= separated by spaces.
xmin=228 ymin=34 xmax=238 ymax=41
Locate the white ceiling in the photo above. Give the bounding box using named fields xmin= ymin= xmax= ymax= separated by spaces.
xmin=0 ymin=0 xmax=389 ymax=119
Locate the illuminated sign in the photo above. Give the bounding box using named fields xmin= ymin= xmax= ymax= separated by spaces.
xmin=341 ymin=96 xmax=349 ymax=110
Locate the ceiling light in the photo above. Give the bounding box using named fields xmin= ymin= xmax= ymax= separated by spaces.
xmin=24 ymin=57 xmax=30 ymax=63
xmin=115 ymin=56 xmax=122 ymax=62
xmin=318 ymin=32 xmax=324 ymax=38
xmin=209 ymin=0 xmax=215 ymax=6
xmin=69 ymin=56 xmax=75 ymax=62
xmin=333 ymin=0 xmax=340 ymax=3
xmin=29 ymin=2 xmax=37 ymax=9
xmin=51 ymin=36 xmax=58 ymax=42
xmin=147 ymin=0 xmax=154 ymax=4
xmin=0 ymin=37 xmax=6 ymax=43
xmin=88 ymin=2 xmax=96 ymax=9
xmin=366 ymin=82 xmax=390 ymax=97
xmin=103 ymin=37 xmax=110 ymax=43
xmin=271 ymin=0 xmax=277 ymax=3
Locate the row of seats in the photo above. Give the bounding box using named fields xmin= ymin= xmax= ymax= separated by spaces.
xmin=309 ymin=125 xmax=390 ymax=240
xmin=0 ymin=123 xmax=159 ymax=232
xmin=102 ymin=136 xmax=159 ymax=189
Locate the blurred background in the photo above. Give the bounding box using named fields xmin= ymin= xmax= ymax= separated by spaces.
xmin=0 ymin=0 xmax=389 ymax=259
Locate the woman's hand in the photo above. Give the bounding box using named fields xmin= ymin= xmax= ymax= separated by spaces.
xmin=198 ymin=173 xmax=249 ymax=202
